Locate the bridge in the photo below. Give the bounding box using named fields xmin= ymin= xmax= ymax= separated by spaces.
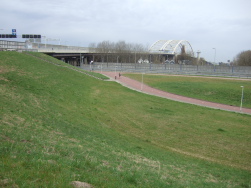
xmin=1 ymin=39 xmax=195 ymax=65
xmin=149 ymin=40 xmax=194 ymax=56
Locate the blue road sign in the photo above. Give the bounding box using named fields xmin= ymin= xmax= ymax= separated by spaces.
xmin=12 ymin=29 xmax=16 ymax=35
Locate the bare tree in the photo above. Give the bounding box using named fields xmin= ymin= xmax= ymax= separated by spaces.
xmin=89 ymin=40 xmax=149 ymax=63
xmin=114 ymin=41 xmax=127 ymax=63
xmin=129 ymin=43 xmax=149 ymax=63
xmin=96 ymin=41 xmax=115 ymax=63
xmin=233 ymin=50 xmax=251 ymax=66
xmin=97 ymin=41 xmax=114 ymax=53
xmin=88 ymin=43 xmax=96 ymax=53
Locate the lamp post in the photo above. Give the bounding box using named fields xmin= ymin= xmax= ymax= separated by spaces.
xmin=141 ymin=72 xmax=145 ymax=91
xmin=115 ymin=65 xmax=117 ymax=76
xmin=240 ymin=86 xmax=244 ymax=112
xmin=90 ymin=60 xmax=93 ymax=71
xmin=134 ymin=49 xmax=136 ymax=64
xmin=212 ymin=48 xmax=216 ymax=64
xmin=101 ymin=57 xmax=104 ymax=73
xmin=115 ymin=56 xmax=119 ymax=77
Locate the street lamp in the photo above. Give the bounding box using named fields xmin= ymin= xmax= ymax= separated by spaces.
xmin=101 ymin=57 xmax=104 ymax=73
xmin=141 ymin=73 xmax=145 ymax=91
xmin=240 ymin=86 xmax=244 ymax=112
xmin=135 ymin=51 xmax=136 ymax=64
xmin=117 ymin=56 xmax=119 ymax=64
xmin=115 ymin=65 xmax=117 ymax=76
xmin=115 ymin=56 xmax=119 ymax=77
xmin=90 ymin=60 xmax=93 ymax=71
xmin=212 ymin=48 xmax=216 ymax=64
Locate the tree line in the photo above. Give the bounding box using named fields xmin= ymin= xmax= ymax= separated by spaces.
xmin=89 ymin=40 xmax=186 ymax=64
xmin=89 ymin=40 xmax=210 ymax=65
xmin=233 ymin=50 xmax=251 ymax=66
xmin=89 ymin=40 xmax=251 ymax=66
xmin=88 ymin=40 xmax=149 ymax=63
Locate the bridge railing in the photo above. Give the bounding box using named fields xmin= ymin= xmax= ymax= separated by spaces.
xmin=37 ymin=48 xmax=89 ymax=53
xmin=0 ymin=40 xmax=90 ymax=53
xmin=31 ymin=43 xmax=90 ymax=53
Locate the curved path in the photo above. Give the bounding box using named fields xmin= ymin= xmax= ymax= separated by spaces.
xmin=100 ymin=72 xmax=251 ymax=115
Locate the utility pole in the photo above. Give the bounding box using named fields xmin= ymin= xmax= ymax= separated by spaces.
xmin=212 ymin=48 xmax=216 ymax=64
xmin=197 ymin=50 xmax=201 ymax=65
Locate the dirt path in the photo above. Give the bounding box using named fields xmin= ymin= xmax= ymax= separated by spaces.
xmin=99 ymin=71 xmax=251 ymax=115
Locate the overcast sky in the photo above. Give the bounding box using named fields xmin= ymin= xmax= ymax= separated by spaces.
xmin=1 ymin=0 xmax=251 ymax=63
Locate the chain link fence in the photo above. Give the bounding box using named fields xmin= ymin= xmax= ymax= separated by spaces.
xmin=81 ymin=62 xmax=251 ymax=78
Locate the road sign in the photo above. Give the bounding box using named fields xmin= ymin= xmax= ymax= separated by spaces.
xmin=22 ymin=34 xmax=41 ymax=38
xmin=0 ymin=34 xmax=16 ymax=38
xmin=12 ymin=29 xmax=16 ymax=35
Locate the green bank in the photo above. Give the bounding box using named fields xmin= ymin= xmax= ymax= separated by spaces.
xmin=1 ymin=52 xmax=250 ymax=187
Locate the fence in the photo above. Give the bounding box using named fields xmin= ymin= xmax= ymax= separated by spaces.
xmin=81 ymin=62 xmax=251 ymax=78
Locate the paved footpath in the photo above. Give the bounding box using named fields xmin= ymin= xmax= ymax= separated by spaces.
xmin=99 ymin=71 xmax=251 ymax=115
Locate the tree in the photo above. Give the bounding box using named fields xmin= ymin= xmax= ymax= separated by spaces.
xmin=90 ymin=40 xmax=148 ymax=63
xmin=96 ymin=41 xmax=115 ymax=63
xmin=233 ymin=50 xmax=251 ymax=66
xmin=176 ymin=45 xmax=194 ymax=64
xmin=198 ymin=57 xmax=207 ymax=65
xmin=88 ymin=43 xmax=96 ymax=53
xmin=97 ymin=40 xmax=114 ymax=53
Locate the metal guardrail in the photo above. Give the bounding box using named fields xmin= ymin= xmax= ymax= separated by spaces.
xmin=0 ymin=40 xmax=90 ymax=53
xmin=37 ymin=48 xmax=89 ymax=53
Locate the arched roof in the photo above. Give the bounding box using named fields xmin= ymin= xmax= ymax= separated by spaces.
xmin=149 ymin=40 xmax=194 ymax=56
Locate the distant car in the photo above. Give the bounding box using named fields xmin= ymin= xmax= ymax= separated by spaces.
xmin=164 ymin=60 xmax=174 ymax=64
xmin=138 ymin=58 xmax=143 ymax=64
xmin=138 ymin=59 xmax=150 ymax=64
xmin=143 ymin=59 xmax=149 ymax=64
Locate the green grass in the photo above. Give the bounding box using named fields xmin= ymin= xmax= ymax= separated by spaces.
xmin=25 ymin=52 xmax=109 ymax=80
xmin=124 ymin=74 xmax=251 ymax=108
xmin=1 ymin=52 xmax=251 ymax=187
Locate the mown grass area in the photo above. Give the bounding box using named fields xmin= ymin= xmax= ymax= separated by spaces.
xmin=26 ymin=52 xmax=109 ymax=80
xmin=124 ymin=74 xmax=251 ymax=108
xmin=1 ymin=52 xmax=251 ymax=188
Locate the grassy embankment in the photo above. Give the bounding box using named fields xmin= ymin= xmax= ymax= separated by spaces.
xmin=124 ymin=74 xmax=251 ymax=108
xmin=1 ymin=52 xmax=250 ymax=187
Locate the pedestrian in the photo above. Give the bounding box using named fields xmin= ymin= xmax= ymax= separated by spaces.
xmin=119 ymin=73 xmax=121 ymax=77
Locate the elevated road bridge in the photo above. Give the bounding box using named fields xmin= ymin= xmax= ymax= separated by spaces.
xmin=1 ymin=39 xmax=251 ymax=77
xmin=1 ymin=39 xmax=194 ymax=65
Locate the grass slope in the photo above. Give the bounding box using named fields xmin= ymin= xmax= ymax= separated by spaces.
xmin=1 ymin=52 xmax=250 ymax=188
xmin=124 ymin=74 xmax=251 ymax=108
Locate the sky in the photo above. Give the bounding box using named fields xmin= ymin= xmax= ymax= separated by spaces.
xmin=1 ymin=0 xmax=251 ymax=63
